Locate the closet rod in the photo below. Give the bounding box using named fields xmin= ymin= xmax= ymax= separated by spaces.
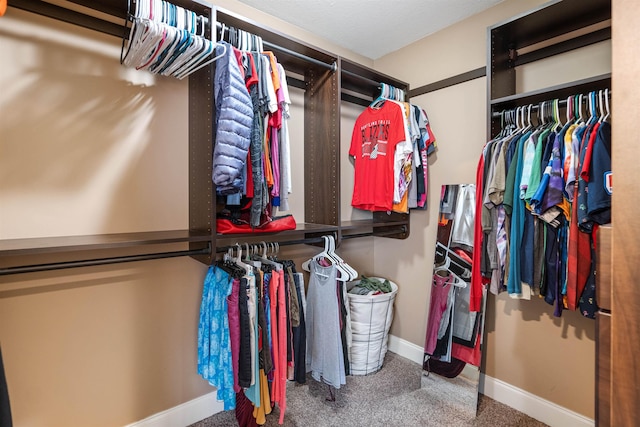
xmin=215 ymin=23 xmax=337 ymax=72
xmin=0 ymin=244 xmax=211 ymax=276
xmin=342 ymin=226 xmax=408 ymax=240
xmin=491 ymin=90 xmax=611 ymax=118
xmin=341 ymin=69 xmax=382 ymax=89
xmin=215 ymin=236 xmax=328 ymax=254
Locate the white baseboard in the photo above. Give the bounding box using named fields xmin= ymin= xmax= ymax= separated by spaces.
xmin=124 ymin=391 xmax=223 ymax=427
xmin=479 ymin=375 xmax=594 ymax=427
xmin=388 ymin=334 xmax=594 ymax=427
xmin=387 ymin=333 xmax=424 ymax=364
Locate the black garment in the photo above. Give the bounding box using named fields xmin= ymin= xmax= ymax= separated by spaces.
xmin=256 ymin=274 xmax=273 ymax=375
xmin=432 ymin=312 xmax=452 ymax=360
xmin=578 ymin=238 xmax=598 ymax=319
xmin=238 ymin=277 xmax=252 ymax=388
xmin=544 ymin=224 xmax=559 ymax=310
xmin=0 ymin=346 xmax=12 ymax=427
xmin=292 ymin=274 xmax=307 ymax=384
xmin=338 ymin=282 xmax=350 ymax=376
xmin=424 ymin=356 xmax=466 ymax=379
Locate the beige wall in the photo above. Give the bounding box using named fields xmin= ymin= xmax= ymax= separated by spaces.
xmin=372 ymin=0 xmax=608 ymax=418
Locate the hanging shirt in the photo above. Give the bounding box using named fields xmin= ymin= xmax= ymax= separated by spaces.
xmin=278 ymin=63 xmax=293 ymax=212
xmin=349 ymin=102 xmax=407 ymax=211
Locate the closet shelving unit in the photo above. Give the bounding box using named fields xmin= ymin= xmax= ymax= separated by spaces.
xmin=212 ymin=6 xmax=341 ymax=251
xmin=488 ymin=0 xmax=611 ymax=137
xmin=339 ymin=57 xmax=410 ymax=241
xmin=1 ymin=0 xmax=411 ymax=275
xmin=487 ymin=0 xmax=611 ymax=425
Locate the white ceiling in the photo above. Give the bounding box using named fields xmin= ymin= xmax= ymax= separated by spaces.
xmin=236 ymin=0 xmax=504 ymax=59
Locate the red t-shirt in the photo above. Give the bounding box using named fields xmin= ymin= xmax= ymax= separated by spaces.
xmin=349 ymin=102 xmax=406 ymax=211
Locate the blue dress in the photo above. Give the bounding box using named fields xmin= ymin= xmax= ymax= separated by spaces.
xmin=197 ymin=266 xmax=236 ymax=410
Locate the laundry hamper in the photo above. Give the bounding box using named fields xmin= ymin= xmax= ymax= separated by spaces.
xmin=347 ymin=278 xmax=398 ymax=375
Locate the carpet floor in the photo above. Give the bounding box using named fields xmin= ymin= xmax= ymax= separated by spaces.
xmin=190 ymin=352 xmax=548 ymax=427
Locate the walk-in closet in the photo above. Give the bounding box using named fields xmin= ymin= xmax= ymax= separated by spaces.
xmin=1 ymin=0 xmax=636 ymax=426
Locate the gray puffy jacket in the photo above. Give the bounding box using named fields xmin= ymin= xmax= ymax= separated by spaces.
xmin=213 ymin=41 xmax=253 ymax=194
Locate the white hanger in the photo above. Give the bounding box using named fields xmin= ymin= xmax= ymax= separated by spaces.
xmin=122 ymin=0 xmax=224 ymax=79
xmin=302 ymin=236 xmax=348 ymax=281
xmin=326 ymin=235 xmax=358 ymax=281
xmin=255 ymin=241 xmax=282 ymax=271
xmin=603 ymin=88 xmax=610 ymax=122
xmin=598 ymin=89 xmax=607 ymax=123
xmin=577 ymin=93 xmax=585 ymax=124
xmin=433 ymin=256 xmax=466 ymax=289
xmin=234 ymin=243 xmax=252 ymax=274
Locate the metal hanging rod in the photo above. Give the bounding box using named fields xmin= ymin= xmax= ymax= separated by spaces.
xmin=491 ymin=89 xmax=611 ymax=118
xmin=0 ymin=244 xmax=211 ymax=276
xmin=216 ymin=235 xmax=330 ymax=254
xmin=341 ymin=69 xmax=382 ymax=88
xmin=215 ymin=22 xmax=337 ymax=72
xmin=342 ymin=226 xmax=408 ymax=240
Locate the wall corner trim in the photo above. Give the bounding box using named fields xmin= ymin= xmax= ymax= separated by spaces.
xmin=479 ymin=375 xmax=595 ymax=427
xmin=124 ymin=391 xmax=223 ymax=427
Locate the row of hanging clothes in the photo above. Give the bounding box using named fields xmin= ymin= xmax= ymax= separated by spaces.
xmin=470 ymin=90 xmax=612 ymax=319
xmin=197 ymin=236 xmax=358 ymax=425
xmin=349 ymin=83 xmax=437 ymax=213
xmin=121 ymin=0 xmax=218 ymax=78
xmin=213 ymin=24 xmax=294 ymax=231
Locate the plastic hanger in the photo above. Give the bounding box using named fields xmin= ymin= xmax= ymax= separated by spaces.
xmin=370 ymin=83 xmax=387 ymax=108
xmin=598 ymin=90 xmax=606 ymax=123
xmin=301 ymin=236 xmax=348 ymax=281
xmin=433 ymin=256 xmax=451 ymax=272
xmin=576 ymin=93 xmax=585 ymax=124
xmin=603 ymin=88 xmax=610 ymax=122
xmin=552 ymin=99 xmax=562 ymax=131
xmin=433 ymin=256 xmax=466 ymax=289
xmin=255 ymin=242 xmax=282 ymax=271
xmin=234 ymin=244 xmax=252 ymax=274
xmin=326 ymin=235 xmax=358 ymax=280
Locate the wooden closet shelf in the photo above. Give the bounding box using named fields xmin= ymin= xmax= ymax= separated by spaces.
xmin=0 ymin=230 xmax=212 ymax=257
xmin=215 ymin=223 xmax=339 ymax=241
xmin=490 ymin=0 xmax=610 ymax=51
xmin=490 ymin=73 xmax=611 ymax=109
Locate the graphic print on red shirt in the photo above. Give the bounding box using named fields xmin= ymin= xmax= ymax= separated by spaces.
xmin=349 ymin=102 xmax=405 ymax=211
